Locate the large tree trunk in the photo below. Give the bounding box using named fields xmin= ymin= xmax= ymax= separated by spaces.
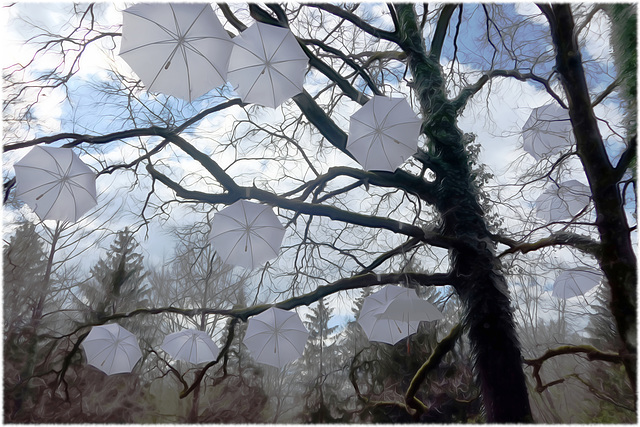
xmin=544 ymin=4 xmax=637 ymax=391
xmin=395 ymin=5 xmax=532 ymax=422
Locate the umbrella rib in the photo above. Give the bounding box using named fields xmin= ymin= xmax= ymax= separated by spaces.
xmin=67 ymin=179 xmax=97 ymax=201
xmin=377 ymin=98 xmax=403 ymax=129
xmin=176 ymin=338 xmax=195 ymax=361
xmin=180 ymin=39 xmax=230 ymax=80
xmin=14 ymin=164 xmax=64 ymax=179
xmin=228 ymin=43 xmax=266 ymax=72
xmin=248 ymin=229 xmax=280 ymax=256
xmin=169 ymin=4 xmax=199 ymax=102
xmin=367 ymin=134 xmax=392 ymax=170
xmin=269 ymin=64 xmax=305 ymax=91
xmin=179 ymin=42 xmax=193 ymax=101
xmin=262 ymin=27 xmax=290 ymax=107
xmin=119 ymin=39 xmax=180 ymax=55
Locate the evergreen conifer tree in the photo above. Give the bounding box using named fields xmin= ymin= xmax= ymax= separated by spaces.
xmin=80 ymin=228 xmax=150 ymax=334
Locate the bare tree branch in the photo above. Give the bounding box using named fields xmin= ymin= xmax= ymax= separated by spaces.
xmin=305 ymin=3 xmax=400 ymax=45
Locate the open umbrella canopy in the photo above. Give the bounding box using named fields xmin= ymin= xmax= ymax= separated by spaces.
xmin=161 ymin=329 xmax=220 ymax=364
xmin=120 ymin=3 xmax=233 ymax=102
xmin=357 ymin=285 xmax=426 ymax=345
xmin=209 ymin=200 xmax=285 ymax=269
xmin=377 ymin=296 xmax=444 ymax=323
xmin=535 ymin=180 xmax=591 ymax=221
xmin=14 ymin=146 xmax=97 ymax=222
xmin=347 ymin=96 xmax=421 ymax=172
xmin=522 ymin=103 xmax=574 ymax=160
xmin=81 ymin=324 xmax=142 ymax=375
xmin=552 ymin=268 xmax=603 ymax=299
xmin=243 ymin=307 xmax=309 ymax=368
xmin=227 ymin=22 xmax=308 ymax=108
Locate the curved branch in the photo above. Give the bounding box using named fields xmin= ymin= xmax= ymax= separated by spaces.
xmin=614 ymin=135 xmax=636 ymax=182
xmin=4 ymin=99 xmax=244 ymax=152
xmin=591 ymin=76 xmax=621 ymax=107
xmin=284 ymin=165 xmax=437 ymax=205
xmin=146 ymin=164 xmax=462 ymax=250
xmin=305 ymin=4 xmax=400 ymax=44
xmin=405 ymin=323 xmax=463 ymax=414
xmin=452 ymin=69 xmax=566 ymax=113
xmin=219 ymin=3 xmax=247 ymax=32
xmin=524 ymin=345 xmax=622 ymax=393
xmin=429 ymin=4 xmax=458 ymax=61
xmin=292 ymin=91 xmax=352 ymax=158
xmin=495 ymin=232 xmax=602 ymax=259
xmin=301 ymin=37 xmax=382 ymax=96
xmin=299 ymin=40 xmax=369 ymax=105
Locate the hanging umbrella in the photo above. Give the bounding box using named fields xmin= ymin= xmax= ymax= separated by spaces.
xmin=346 ymin=95 xmax=422 ymax=172
xmin=81 ymin=324 xmax=142 ymax=375
xmin=242 ymin=307 xmax=309 ymax=368
xmin=14 ymin=146 xmax=97 ymax=222
xmin=377 ymin=296 xmax=444 ymax=324
xmin=522 ymin=103 xmax=574 ymax=160
xmin=161 ymin=329 xmax=220 ymax=364
xmin=357 ymin=285 xmax=425 ymax=345
xmin=209 ymin=200 xmax=285 ymax=269
xmin=535 ymin=180 xmax=591 ymax=221
xmin=120 ymin=3 xmax=233 ymax=102
xmin=552 ymin=268 xmax=603 ymax=299
xmin=227 ymin=22 xmax=308 ymax=108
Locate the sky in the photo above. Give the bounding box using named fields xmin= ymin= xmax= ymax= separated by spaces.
xmin=2 ymin=3 xmax=634 ymax=335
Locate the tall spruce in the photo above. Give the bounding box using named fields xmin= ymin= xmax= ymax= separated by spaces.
xmin=81 ymin=228 xmax=150 ymax=331
xmin=302 ymin=298 xmax=344 ymax=422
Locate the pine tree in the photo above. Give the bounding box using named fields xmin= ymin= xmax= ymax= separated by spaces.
xmin=80 ymin=228 xmax=150 ymax=333
xmin=3 ymin=221 xmax=50 ymax=419
xmin=301 ymin=298 xmax=346 ymax=422
xmin=3 ymin=221 xmax=48 ymax=336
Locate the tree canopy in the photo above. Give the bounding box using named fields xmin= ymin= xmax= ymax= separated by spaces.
xmin=3 ymin=2 xmax=636 ymax=423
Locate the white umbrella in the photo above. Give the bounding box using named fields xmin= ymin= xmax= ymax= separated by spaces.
xmin=243 ymin=307 xmax=309 ymax=368
xmin=357 ymin=285 xmax=425 ymax=345
xmin=161 ymin=329 xmax=220 ymax=364
xmin=81 ymin=324 xmax=142 ymax=375
xmin=522 ymin=103 xmax=574 ymax=160
xmin=552 ymin=268 xmax=603 ymax=299
xmin=377 ymin=296 xmax=444 ymax=324
xmin=209 ymin=200 xmax=285 ymax=269
xmin=347 ymin=95 xmax=422 ymax=172
xmin=535 ymin=180 xmax=591 ymax=221
xmin=227 ymin=22 xmax=308 ymax=108
xmin=120 ymin=3 xmax=233 ymax=102
xmin=14 ymin=146 xmax=97 ymax=222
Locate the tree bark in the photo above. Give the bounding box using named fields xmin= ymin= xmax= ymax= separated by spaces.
xmin=394 ymin=4 xmax=532 ymax=422
xmin=544 ymin=4 xmax=637 ymax=391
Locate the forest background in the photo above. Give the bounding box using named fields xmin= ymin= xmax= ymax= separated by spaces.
xmin=2 ymin=2 xmax=637 ymax=423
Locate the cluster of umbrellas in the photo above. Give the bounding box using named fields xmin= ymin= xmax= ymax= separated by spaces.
xmin=81 ymin=325 xmax=223 ymax=375
xmin=120 ymin=4 xmax=423 ymax=172
xmin=81 ymin=307 xmax=309 ymax=375
xmin=522 ymin=105 xmax=591 ymax=221
xmin=357 ymin=285 xmax=443 ymax=345
xmin=14 ymin=2 xmax=606 ymax=386
xmin=119 ymin=3 xmax=307 ymax=107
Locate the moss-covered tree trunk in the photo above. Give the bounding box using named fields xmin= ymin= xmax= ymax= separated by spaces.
xmin=544 ymin=4 xmax=637 ymax=391
xmin=394 ymin=5 xmax=532 ymax=422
